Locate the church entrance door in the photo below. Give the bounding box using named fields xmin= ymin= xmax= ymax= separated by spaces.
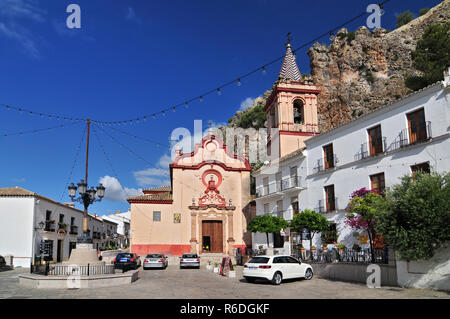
xmin=202 ymin=221 xmax=223 ymax=253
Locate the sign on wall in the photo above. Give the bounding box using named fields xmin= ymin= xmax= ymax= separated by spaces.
xmin=174 ymin=213 xmax=181 ymax=223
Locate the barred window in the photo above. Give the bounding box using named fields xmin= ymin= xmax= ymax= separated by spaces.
xmin=153 ymin=211 xmax=161 ymax=222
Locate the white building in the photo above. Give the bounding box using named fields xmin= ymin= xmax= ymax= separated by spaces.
xmin=253 ymin=63 xmax=450 ymax=255
xmin=0 ymin=187 xmax=115 ymax=267
xmin=101 ymin=210 xmax=130 ymax=248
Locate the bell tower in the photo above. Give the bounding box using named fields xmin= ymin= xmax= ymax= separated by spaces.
xmin=265 ymin=35 xmax=320 ymax=158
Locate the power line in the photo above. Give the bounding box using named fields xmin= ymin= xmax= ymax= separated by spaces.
xmin=91 ymin=125 xmax=120 ymax=181
xmin=59 ymin=125 xmax=87 ymax=202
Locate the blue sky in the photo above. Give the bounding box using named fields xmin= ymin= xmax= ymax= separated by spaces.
xmin=0 ymin=0 xmax=441 ymax=215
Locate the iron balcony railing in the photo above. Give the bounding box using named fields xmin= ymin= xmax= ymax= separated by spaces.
xmin=256 ymin=180 xmax=281 ymax=198
xmin=391 ymin=121 xmax=432 ymax=151
xmin=44 ymin=220 xmax=55 ymax=232
xmin=314 ymin=155 xmax=338 ymax=173
xmin=355 ymin=137 xmax=387 ymax=161
xmin=69 ymin=225 xmax=78 ymax=235
xmin=280 ymin=176 xmax=303 ymax=191
xmin=315 ymin=198 xmax=338 ymax=213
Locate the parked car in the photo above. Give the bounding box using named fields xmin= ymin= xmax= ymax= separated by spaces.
xmin=243 ymin=255 xmax=313 ymax=285
xmin=0 ymin=255 xmax=5 ymax=267
xmin=179 ymin=253 xmax=200 ymax=269
xmin=114 ymin=252 xmax=141 ymax=270
xmin=143 ymin=254 xmax=168 ymax=269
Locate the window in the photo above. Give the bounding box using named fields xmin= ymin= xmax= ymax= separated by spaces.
xmin=293 ymin=100 xmax=304 ymax=124
xmin=276 ymin=200 xmax=283 ymax=218
xmin=291 ymin=197 xmax=299 ymax=216
xmin=323 ymin=144 xmax=335 ymax=169
xmin=273 ymin=232 xmax=284 ymax=248
xmin=43 ymin=240 xmax=53 ymax=261
xmin=290 ymin=166 xmax=298 ymax=187
xmin=264 ymin=203 xmax=270 ymax=215
xmin=248 ymin=257 xmax=270 ymax=264
xmin=324 ymin=185 xmax=336 ymax=212
xmin=411 ymin=162 xmax=430 ymax=179
xmin=59 ymin=214 xmax=64 ymax=223
xmin=153 ymin=211 xmax=161 ymax=222
xmin=70 ymin=217 xmax=75 ymax=226
xmin=370 ymin=173 xmax=386 ymax=194
xmin=45 ymin=210 xmax=52 ymax=221
xmin=263 ymin=177 xmax=269 ymax=195
xmin=407 ymin=108 xmax=427 ymax=144
xmin=368 ymin=125 xmax=383 ymax=156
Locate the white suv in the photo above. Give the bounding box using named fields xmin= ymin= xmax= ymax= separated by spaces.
xmin=243 ymin=255 xmax=313 ymax=285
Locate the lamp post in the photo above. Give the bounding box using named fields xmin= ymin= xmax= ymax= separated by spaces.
xmin=68 ymin=181 xmax=105 ymax=243
xmin=67 ymin=119 xmax=106 ymax=244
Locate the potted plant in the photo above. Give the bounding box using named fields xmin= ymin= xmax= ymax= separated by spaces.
xmin=311 ymin=246 xmax=316 ymax=252
xmin=227 ymin=262 xmax=236 ymax=278
xmin=206 ymin=260 xmax=213 ymax=272
xmin=337 ymin=243 xmax=346 ymax=253
xmin=213 ymin=262 xmax=219 ymax=273
xmin=322 ymin=243 xmax=328 ymax=251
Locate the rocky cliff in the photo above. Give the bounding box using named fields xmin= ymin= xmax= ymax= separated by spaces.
xmin=308 ymin=0 xmax=450 ymax=132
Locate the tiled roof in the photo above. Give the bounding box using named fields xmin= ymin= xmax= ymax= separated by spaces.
xmin=143 ymin=186 xmax=171 ymax=192
xmin=127 ymin=191 xmax=173 ymax=202
xmin=279 ymin=43 xmax=301 ymax=81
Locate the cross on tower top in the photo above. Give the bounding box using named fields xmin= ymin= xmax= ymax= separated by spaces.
xmin=286 ymin=32 xmax=292 ymax=46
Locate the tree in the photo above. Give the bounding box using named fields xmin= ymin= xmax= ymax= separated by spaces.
xmin=247 ymin=215 xmax=288 ymax=248
xmin=419 ymin=8 xmax=430 ymax=17
xmin=396 ymin=10 xmax=415 ymax=29
xmin=374 ymin=171 xmax=450 ymax=261
xmin=290 ymin=209 xmax=329 ymax=260
xmin=405 ymin=22 xmax=450 ymax=91
xmin=236 ymin=104 xmax=266 ymax=129
xmin=345 ymin=188 xmax=385 ymax=261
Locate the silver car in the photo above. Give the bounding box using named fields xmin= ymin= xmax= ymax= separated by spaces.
xmin=143 ymin=253 xmax=168 ymax=269
xmin=180 ymin=253 xmax=200 ymax=269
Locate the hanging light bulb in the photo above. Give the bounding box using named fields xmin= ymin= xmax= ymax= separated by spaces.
xmin=162 ymin=110 xmax=166 ymax=116
xmin=262 ymin=66 xmax=267 ymax=75
xmin=152 ymin=114 xmax=156 ymax=119
xmin=172 ymin=106 xmax=176 ymax=112
xmin=237 ymin=78 xmax=241 ymax=87
xmin=185 ymin=102 xmax=189 ymax=109
xmin=143 ymin=116 xmax=147 ymax=121
xmin=5 ymin=105 xmax=10 ymax=110
xmin=217 ymin=88 xmax=222 ymax=96
xmin=200 ymin=96 xmax=203 ymax=102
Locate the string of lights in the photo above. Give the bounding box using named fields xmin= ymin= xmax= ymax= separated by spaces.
xmin=0 ymin=0 xmax=392 ymax=127
xmin=0 ymin=103 xmax=85 ymax=122
xmin=59 ymin=126 xmax=87 ymax=202
xmin=0 ymin=121 xmax=82 ymax=138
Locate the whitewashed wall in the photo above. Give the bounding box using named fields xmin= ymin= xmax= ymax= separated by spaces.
xmin=0 ymin=197 xmax=34 ymax=267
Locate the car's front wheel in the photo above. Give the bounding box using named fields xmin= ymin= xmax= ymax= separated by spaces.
xmin=304 ymin=268 xmax=313 ymax=280
xmin=271 ymin=272 xmax=282 ymax=285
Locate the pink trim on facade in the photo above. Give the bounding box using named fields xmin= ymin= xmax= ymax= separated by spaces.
xmin=131 ymin=244 xmax=191 ymax=257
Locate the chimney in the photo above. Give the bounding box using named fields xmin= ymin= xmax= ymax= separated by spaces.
xmin=64 ymin=203 xmax=75 ymax=208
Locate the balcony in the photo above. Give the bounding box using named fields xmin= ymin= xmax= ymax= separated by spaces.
xmin=316 ymin=199 xmax=339 ymax=214
xmin=44 ymin=220 xmax=55 ymax=232
xmin=69 ymin=225 xmax=78 ymax=235
xmin=391 ymin=121 xmax=432 ymax=151
xmin=255 ymin=181 xmax=282 ymax=200
xmin=58 ymin=222 xmax=67 ymax=231
xmin=314 ymin=155 xmax=338 ymax=173
xmin=355 ymin=137 xmax=387 ymax=161
xmin=280 ymin=176 xmax=305 ymax=193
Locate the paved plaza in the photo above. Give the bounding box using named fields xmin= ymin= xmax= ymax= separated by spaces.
xmin=0 ymin=266 xmax=448 ymax=299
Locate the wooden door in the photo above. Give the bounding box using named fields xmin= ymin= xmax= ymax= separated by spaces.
xmin=368 ymin=125 xmax=382 ymax=156
xmin=408 ymin=109 xmax=426 ymax=144
xmin=202 ymin=221 xmax=223 ymax=253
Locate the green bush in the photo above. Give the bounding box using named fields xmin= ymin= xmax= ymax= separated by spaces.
xmin=396 ymin=10 xmax=415 ymax=28
xmin=236 ymin=103 xmax=266 ymax=129
xmin=374 ymin=171 xmax=450 ymax=261
xmin=247 ymin=215 xmax=288 ymax=248
xmin=419 ymin=8 xmax=430 ymax=16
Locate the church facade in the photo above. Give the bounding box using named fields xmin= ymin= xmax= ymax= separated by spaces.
xmin=128 ymin=131 xmax=253 ymax=256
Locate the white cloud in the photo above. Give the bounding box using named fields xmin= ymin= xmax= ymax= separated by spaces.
xmin=157 ymin=154 xmax=172 ymax=167
xmin=125 ymin=7 xmax=142 ymax=24
xmin=239 ymin=97 xmax=254 ymax=111
xmin=132 ymin=154 xmax=172 ymax=187
xmin=99 ymin=176 xmax=143 ymax=202
xmin=0 ymin=0 xmax=46 ymax=59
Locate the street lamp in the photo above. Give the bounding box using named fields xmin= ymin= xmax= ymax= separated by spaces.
xmin=68 ymin=180 xmax=106 ymax=243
